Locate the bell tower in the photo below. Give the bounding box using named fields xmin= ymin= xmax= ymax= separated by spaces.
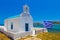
xmin=23 ymin=5 xmax=29 ymax=13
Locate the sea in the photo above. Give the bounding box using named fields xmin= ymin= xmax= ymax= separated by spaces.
xmin=48 ymin=24 xmax=60 ymax=33
xmin=34 ymin=24 xmax=60 ymax=33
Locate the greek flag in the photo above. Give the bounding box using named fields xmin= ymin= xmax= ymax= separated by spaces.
xmin=43 ymin=21 xmax=53 ymax=28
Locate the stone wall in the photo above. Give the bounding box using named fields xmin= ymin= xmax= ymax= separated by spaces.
xmin=0 ymin=28 xmax=32 ymax=40
xmin=35 ymin=28 xmax=48 ymax=35
xmin=14 ymin=31 xmax=32 ymax=39
xmin=0 ymin=29 xmax=14 ymax=39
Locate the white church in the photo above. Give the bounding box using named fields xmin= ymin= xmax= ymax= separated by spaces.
xmin=0 ymin=5 xmax=47 ymax=40
xmin=4 ymin=5 xmax=33 ymax=33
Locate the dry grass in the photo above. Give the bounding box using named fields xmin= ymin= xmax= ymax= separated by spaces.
xmin=18 ymin=32 xmax=60 ymax=40
xmin=0 ymin=33 xmax=10 ymax=40
xmin=36 ymin=32 xmax=60 ymax=40
xmin=0 ymin=32 xmax=60 ymax=40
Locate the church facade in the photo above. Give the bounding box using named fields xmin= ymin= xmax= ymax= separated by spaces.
xmin=4 ymin=5 xmax=33 ymax=33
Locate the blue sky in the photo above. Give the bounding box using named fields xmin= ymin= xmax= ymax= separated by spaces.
xmin=0 ymin=0 xmax=60 ymax=24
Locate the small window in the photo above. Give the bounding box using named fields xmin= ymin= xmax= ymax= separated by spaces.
xmin=11 ymin=23 xmax=13 ymax=30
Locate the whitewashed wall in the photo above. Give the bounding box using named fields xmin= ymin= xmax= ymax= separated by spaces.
xmin=0 ymin=29 xmax=32 ymax=40
xmin=14 ymin=31 xmax=32 ymax=39
xmin=4 ymin=17 xmax=22 ymax=33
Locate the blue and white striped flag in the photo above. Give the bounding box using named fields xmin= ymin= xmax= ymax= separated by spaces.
xmin=43 ymin=21 xmax=53 ymax=28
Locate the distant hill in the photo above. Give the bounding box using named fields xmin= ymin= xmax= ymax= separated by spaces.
xmin=33 ymin=22 xmax=43 ymax=28
xmin=52 ymin=21 xmax=60 ymax=24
